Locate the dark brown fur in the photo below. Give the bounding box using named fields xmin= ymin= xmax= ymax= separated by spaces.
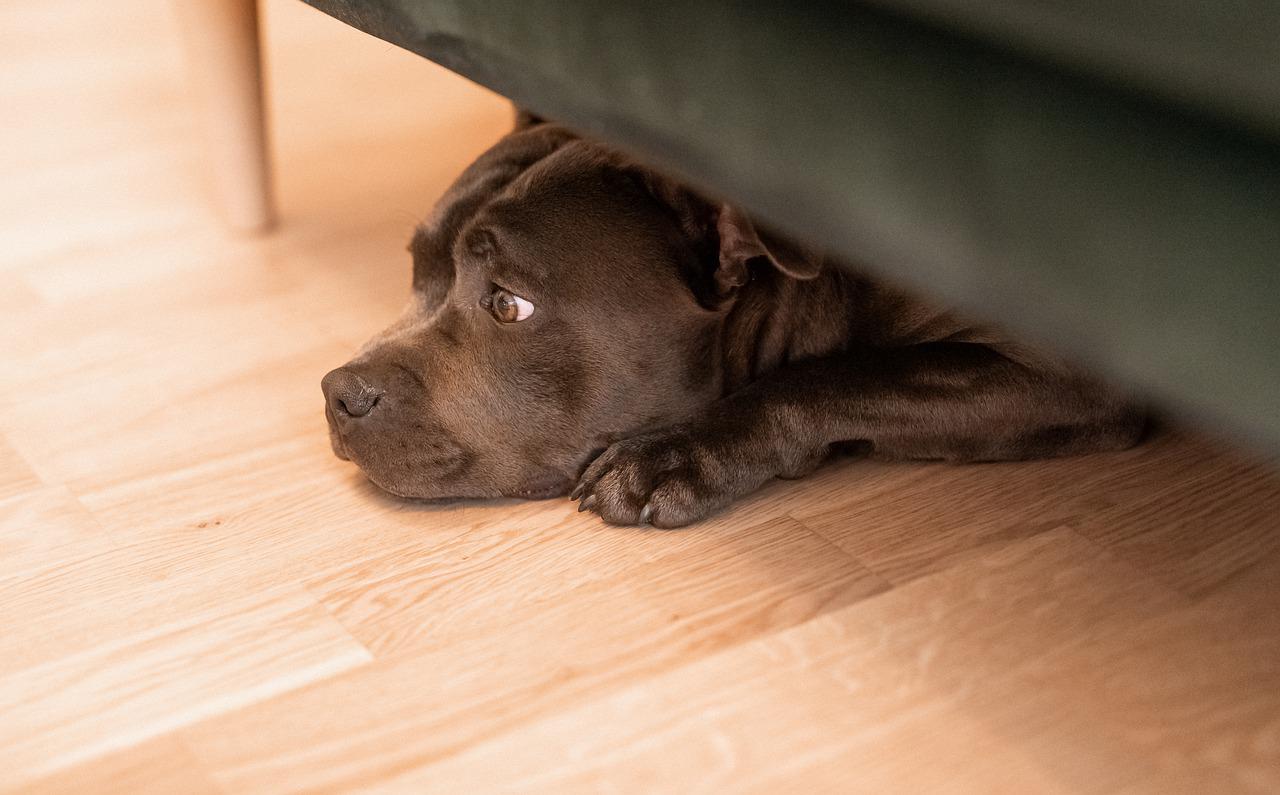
xmin=322 ymin=121 xmax=1145 ymax=527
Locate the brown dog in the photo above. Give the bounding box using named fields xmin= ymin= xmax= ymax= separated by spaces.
xmin=322 ymin=118 xmax=1145 ymax=527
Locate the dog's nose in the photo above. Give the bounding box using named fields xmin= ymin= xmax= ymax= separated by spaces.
xmin=322 ymin=366 xmax=382 ymax=419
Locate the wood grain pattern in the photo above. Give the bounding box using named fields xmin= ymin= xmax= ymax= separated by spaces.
xmin=2 ymin=737 xmax=222 ymax=795
xmin=385 ymin=530 xmax=1187 ymax=794
xmin=392 ymin=531 xmax=1280 ymax=794
xmin=0 ymin=487 xmax=115 ymax=585
xmin=0 ymin=586 xmax=370 ymax=789
xmin=0 ymin=438 xmax=41 ymax=502
xmin=1070 ymin=439 xmax=1280 ymax=598
xmin=2 ymin=0 xmax=1279 ymax=792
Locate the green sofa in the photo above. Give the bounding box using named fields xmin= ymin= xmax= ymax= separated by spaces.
xmin=301 ymin=0 xmax=1280 ymax=450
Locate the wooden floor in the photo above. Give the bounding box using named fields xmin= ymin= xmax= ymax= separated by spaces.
xmin=3 ymin=2 xmax=1280 ymax=792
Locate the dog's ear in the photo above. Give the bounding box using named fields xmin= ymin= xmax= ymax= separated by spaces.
xmin=614 ymin=156 xmax=822 ymax=303
xmin=713 ymin=205 xmax=822 ymax=294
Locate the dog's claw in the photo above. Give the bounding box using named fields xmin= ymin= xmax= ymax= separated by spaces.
xmin=577 ymin=495 xmax=596 ymax=513
xmin=638 ymin=504 xmax=653 ymax=525
xmin=569 ymin=482 xmax=583 ymax=501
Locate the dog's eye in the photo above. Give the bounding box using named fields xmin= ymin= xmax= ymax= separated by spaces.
xmin=485 ymin=288 xmax=534 ymax=323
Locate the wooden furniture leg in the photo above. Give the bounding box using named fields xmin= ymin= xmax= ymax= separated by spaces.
xmin=174 ymin=0 xmax=274 ymax=232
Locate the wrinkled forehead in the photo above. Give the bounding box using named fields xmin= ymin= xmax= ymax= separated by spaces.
xmin=409 ymin=134 xmax=688 ymax=307
xmin=409 ymin=140 xmax=618 ymax=264
xmin=465 ymin=146 xmax=657 ymax=276
xmin=470 ymin=143 xmax=635 ymax=244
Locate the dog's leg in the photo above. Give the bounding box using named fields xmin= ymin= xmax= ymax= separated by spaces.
xmin=574 ymin=343 xmax=1145 ymax=527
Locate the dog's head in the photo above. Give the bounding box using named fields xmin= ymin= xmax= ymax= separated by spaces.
xmin=322 ymin=123 xmax=820 ymax=500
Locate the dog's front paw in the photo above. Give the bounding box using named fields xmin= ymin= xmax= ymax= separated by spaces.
xmin=571 ymin=428 xmax=742 ymax=528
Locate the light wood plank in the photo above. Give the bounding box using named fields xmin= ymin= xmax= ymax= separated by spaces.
xmin=181 ymin=516 xmax=888 ymax=792
xmin=0 ymin=436 xmax=41 ymax=503
xmin=790 ymin=429 xmax=1221 ymax=585
xmin=0 ymin=586 xmax=370 ymax=789
xmin=308 ymin=509 xmax=888 ymax=656
xmin=6 ymin=736 xmax=221 ymax=795
xmin=375 ymin=530 xmax=1278 ymax=794
xmin=1071 ymin=440 xmax=1280 ymax=598
xmin=0 ymin=487 xmax=115 ymax=585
